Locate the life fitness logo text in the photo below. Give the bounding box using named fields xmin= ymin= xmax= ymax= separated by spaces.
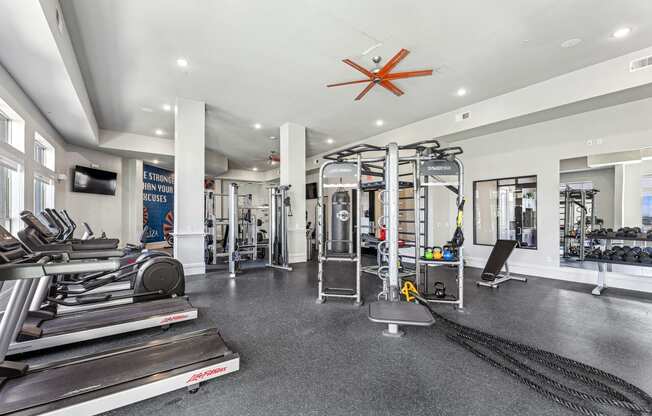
xmin=159 ymin=314 xmax=189 ymax=324
xmin=186 ymin=366 xmax=228 ymax=383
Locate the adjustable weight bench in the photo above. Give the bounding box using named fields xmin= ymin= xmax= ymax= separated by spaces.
xmin=476 ymin=239 xmax=527 ymax=288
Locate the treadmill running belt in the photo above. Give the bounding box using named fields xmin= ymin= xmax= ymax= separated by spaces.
xmin=38 ymin=297 xmax=194 ymax=335
xmin=0 ymin=329 xmax=230 ymax=415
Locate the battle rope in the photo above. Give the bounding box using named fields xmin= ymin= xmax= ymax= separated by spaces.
xmin=401 ymin=284 xmax=652 ymax=415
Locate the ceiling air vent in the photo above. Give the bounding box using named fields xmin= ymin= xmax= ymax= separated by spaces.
xmin=630 ymin=55 xmax=652 ymax=72
xmin=455 ymin=112 xmax=470 ymax=122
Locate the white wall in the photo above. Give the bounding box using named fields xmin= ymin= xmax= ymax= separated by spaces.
xmin=63 ymin=144 xmax=123 ymax=239
xmin=457 ymin=97 xmax=652 ymax=292
xmin=0 ymin=62 xmax=67 ymax=221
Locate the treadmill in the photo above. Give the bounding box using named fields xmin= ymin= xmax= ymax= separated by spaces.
xmin=0 ymin=225 xmax=239 ymax=416
xmin=0 ymin=227 xmax=198 ymax=355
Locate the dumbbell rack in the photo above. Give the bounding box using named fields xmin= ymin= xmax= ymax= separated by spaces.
xmin=582 ymin=235 xmax=651 ymax=296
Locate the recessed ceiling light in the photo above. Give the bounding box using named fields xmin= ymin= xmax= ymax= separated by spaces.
xmin=269 ymin=135 xmax=277 ymax=140
xmin=163 ymin=104 xmax=172 ymax=112
xmin=252 ymin=167 xmax=258 ymax=171
xmin=326 ymin=138 xmax=335 ymax=144
xmin=612 ymin=27 xmax=631 ymax=39
xmin=152 ymin=159 xmax=159 ymax=164
xmin=176 ymin=58 xmax=188 ymax=67
xmin=253 ymin=123 xmax=262 ymax=129
xmin=141 ymin=107 xmax=153 ymax=113
xmin=375 ymin=119 xmax=384 ymax=127
xmin=456 ymin=88 xmax=467 ymax=97
xmin=155 ymin=129 xmax=164 ymax=136
xmin=561 ymin=38 xmax=582 ymax=48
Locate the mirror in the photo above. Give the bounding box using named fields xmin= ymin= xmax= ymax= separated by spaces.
xmin=559 ymin=147 xmax=652 ymax=274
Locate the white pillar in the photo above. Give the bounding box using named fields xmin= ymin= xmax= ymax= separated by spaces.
xmin=121 ymin=158 xmax=144 ymax=245
xmin=280 ymin=122 xmax=307 ymax=263
xmin=173 ymin=98 xmax=206 ymax=275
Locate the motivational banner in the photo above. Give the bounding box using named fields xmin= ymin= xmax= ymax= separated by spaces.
xmin=143 ymin=164 xmax=174 ymax=243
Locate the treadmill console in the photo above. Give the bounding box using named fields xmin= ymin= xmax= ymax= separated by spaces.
xmin=0 ymin=224 xmax=27 ymax=263
xmin=20 ymin=211 xmax=55 ymax=238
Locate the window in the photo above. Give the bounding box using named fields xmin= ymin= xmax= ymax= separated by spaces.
xmin=0 ymin=161 xmax=23 ymax=235
xmin=0 ymin=101 xmax=25 ymax=152
xmin=643 ymin=175 xmax=652 ymax=232
xmin=34 ymin=133 xmax=55 ymax=171
xmin=0 ymin=111 xmax=9 ymax=145
xmin=34 ymin=175 xmax=54 ymax=214
xmin=474 ymin=175 xmax=538 ymax=249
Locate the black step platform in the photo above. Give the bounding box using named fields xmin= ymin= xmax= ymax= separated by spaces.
xmin=367 ymin=301 xmax=434 ymax=326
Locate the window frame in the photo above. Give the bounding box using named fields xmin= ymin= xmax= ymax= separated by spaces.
xmin=34 ymin=173 xmax=55 ymax=214
xmin=473 ymin=174 xmax=538 ymax=250
xmin=0 ymin=157 xmax=24 ymax=235
xmin=34 ymin=132 xmax=55 ymax=171
xmin=642 ymin=174 xmax=652 ymax=232
xmin=0 ymin=99 xmax=25 ymax=153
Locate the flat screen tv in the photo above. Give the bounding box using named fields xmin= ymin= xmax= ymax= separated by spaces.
xmin=306 ymin=182 xmax=318 ymax=200
xmin=72 ymin=165 xmax=117 ymax=195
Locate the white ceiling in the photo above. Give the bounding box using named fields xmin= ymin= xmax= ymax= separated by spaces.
xmin=61 ymin=0 xmax=652 ymax=170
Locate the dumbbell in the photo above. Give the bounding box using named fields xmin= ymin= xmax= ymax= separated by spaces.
xmin=639 ymin=252 xmax=652 ymax=264
xmin=625 ymin=252 xmax=639 ymax=263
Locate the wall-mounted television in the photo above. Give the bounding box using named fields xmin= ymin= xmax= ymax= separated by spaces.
xmin=72 ymin=165 xmax=117 ymax=195
xmin=306 ymin=182 xmax=318 ymax=200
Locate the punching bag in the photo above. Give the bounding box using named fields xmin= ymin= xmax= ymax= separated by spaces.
xmin=331 ymin=191 xmax=350 ymax=253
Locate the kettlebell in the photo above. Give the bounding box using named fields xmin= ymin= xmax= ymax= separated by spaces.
xmin=433 ymin=282 xmax=446 ymax=299
xmin=443 ymin=245 xmax=455 ymax=261
xmin=432 ymin=246 xmax=443 ymax=260
xmin=425 ymin=248 xmax=434 ymax=260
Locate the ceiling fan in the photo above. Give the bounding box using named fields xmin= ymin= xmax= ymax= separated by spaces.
xmin=327 ymin=48 xmax=433 ymax=101
xmin=251 ymin=150 xmax=281 ymax=169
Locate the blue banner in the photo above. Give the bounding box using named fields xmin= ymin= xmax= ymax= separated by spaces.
xmin=143 ymin=164 xmax=174 ymax=243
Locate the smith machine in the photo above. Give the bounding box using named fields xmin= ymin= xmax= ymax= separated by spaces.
xmin=316 ymin=139 xmax=465 ymax=336
xmin=204 ymin=183 xmax=292 ymax=277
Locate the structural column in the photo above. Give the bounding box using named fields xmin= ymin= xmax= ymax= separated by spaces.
xmin=173 ymin=98 xmax=206 ymax=275
xmin=280 ymin=122 xmax=307 ymax=263
xmin=121 ymin=158 xmax=144 ymax=245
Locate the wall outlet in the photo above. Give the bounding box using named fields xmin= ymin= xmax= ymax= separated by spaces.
xmin=586 ymin=139 xmax=593 ymax=146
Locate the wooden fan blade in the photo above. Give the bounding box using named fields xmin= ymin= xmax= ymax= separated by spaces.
xmin=378 ymin=49 xmax=410 ymax=77
xmin=380 ymin=80 xmax=404 ymax=97
xmin=355 ymin=82 xmax=375 ymax=101
xmin=327 ymin=79 xmax=373 ymax=88
xmin=342 ymin=59 xmax=374 ymax=78
xmin=384 ymin=69 xmax=433 ymax=80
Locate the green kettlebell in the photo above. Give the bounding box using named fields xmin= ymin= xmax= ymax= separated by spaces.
xmin=425 ymin=248 xmax=433 ymax=260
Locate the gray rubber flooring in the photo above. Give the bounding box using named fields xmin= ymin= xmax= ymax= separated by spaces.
xmin=19 ymin=259 xmax=652 ymax=415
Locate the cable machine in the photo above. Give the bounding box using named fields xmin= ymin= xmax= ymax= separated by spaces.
xmin=268 ymin=185 xmax=293 ymax=271
xmin=204 ymin=183 xmax=292 ymax=277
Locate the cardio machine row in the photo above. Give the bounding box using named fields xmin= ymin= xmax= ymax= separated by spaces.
xmin=0 ymin=222 xmax=238 ymax=415
xmin=3 ymin=210 xmax=193 ymax=355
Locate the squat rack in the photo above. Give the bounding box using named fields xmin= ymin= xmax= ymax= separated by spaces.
xmin=559 ymin=187 xmax=599 ymax=261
